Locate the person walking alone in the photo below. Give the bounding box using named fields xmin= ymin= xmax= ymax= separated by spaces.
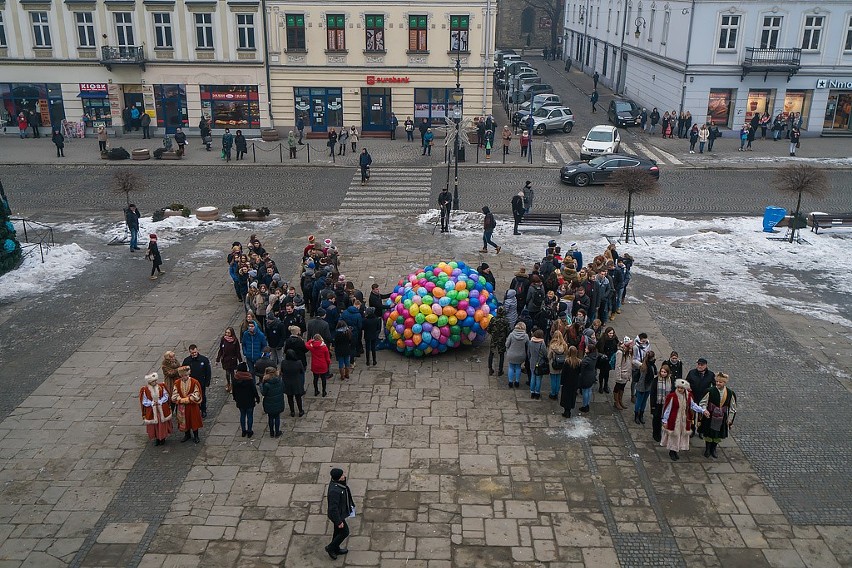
xmin=511 ymin=190 xmax=525 ymax=235
xmin=125 ymin=203 xmax=141 ymax=252
xmin=422 ymin=128 xmax=434 ymax=156
xmin=288 ymin=131 xmax=297 ymax=159
xmin=480 ymin=206 xmax=501 ymax=254
xmin=141 ymin=112 xmax=151 ymax=139
xmin=222 ymin=128 xmax=234 ymax=162
xmin=501 ymin=126 xmax=512 ymax=157
xmin=325 ymin=468 xmax=356 ymax=559
xmin=590 ymin=90 xmax=599 ymax=113
xmin=359 ymin=148 xmax=372 ymax=185
xmin=688 ymin=124 xmax=699 ymax=154
xmin=235 ymin=130 xmax=247 ymax=160
xmin=349 ymin=125 xmax=358 ymax=153
xmin=592 ymin=71 xmax=599 ymax=89
xmin=789 ymin=127 xmax=800 ymax=157
xmin=438 ymin=187 xmax=452 ymax=233
xmin=297 ymin=114 xmax=305 ymax=144
xmin=405 ymin=117 xmax=415 ymax=142
xmin=146 ymin=233 xmax=164 ymax=280
xmin=52 ymin=130 xmax=65 ymax=157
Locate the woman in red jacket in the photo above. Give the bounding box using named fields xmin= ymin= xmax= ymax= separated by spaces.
xmin=306 ymin=334 xmax=332 ymax=397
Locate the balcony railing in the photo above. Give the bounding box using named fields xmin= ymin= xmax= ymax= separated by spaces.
xmin=741 ymin=47 xmax=801 ymax=82
xmin=100 ymin=45 xmax=146 ymax=71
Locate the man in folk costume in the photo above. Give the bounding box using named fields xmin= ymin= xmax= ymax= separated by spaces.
xmin=172 ymin=366 xmax=204 ymax=443
xmin=661 ymin=379 xmax=709 ymax=461
xmin=140 ymin=372 xmax=173 ymax=446
xmin=698 ymin=372 xmax=737 ymax=459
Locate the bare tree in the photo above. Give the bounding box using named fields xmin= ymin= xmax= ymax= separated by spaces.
xmin=773 ymin=164 xmax=830 ymax=243
xmin=113 ymin=169 xmax=145 ymax=207
xmin=522 ymin=0 xmax=565 ymax=49
xmin=607 ymin=169 xmax=660 ymax=242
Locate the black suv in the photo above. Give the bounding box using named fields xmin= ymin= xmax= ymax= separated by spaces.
xmin=607 ymin=99 xmax=642 ymax=127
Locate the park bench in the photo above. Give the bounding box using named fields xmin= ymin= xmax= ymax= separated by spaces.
xmin=517 ymin=213 xmax=563 ymax=234
xmin=810 ymin=213 xmax=852 ymax=234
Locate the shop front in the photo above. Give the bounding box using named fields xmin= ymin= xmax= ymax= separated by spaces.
xmin=78 ymin=83 xmax=111 ymax=127
xmin=201 ymin=85 xmax=261 ymax=130
xmin=154 ymin=84 xmax=188 ymax=133
xmin=414 ymin=87 xmax=463 ymax=125
xmin=745 ymin=89 xmax=774 ymax=123
xmin=821 ymin=79 xmax=852 ymax=132
xmin=0 ymin=83 xmax=65 ymax=130
xmin=294 ymin=87 xmax=342 ymax=133
xmin=706 ymin=88 xmax=735 ymax=127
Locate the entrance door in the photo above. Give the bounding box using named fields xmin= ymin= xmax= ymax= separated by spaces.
xmin=361 ymin=88 xmax=391 ymax=131
xmin=155 ymin=84 xmax=187 ymax=133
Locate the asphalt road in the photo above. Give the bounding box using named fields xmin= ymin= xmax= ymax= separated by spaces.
xmin=2 ymin=164 xmax=850 ymax=218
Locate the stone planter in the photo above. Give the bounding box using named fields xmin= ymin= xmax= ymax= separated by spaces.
xmin=261 ymin=128 xmax=280 ymax=142
xmin=132 ymin=148 xmax=150 ymax=160
xmin=163 ymin=209 xmax=185 ymax=218
xmin=234 ymin=210 xmax=270 ymax=222
xmin=196 ymin=206 xmax=219 ymax=221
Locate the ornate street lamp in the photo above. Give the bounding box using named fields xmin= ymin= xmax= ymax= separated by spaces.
xmin=634 ymin=17 xmax=646 ymax=39
xmin=451 ymin=84 xmax=463 ymax=211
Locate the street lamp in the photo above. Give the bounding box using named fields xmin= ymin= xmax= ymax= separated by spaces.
xmin=634 ymin=17 xmax=646 ymax=39
xmin=451 ymin=84 xmax=463 ymax=211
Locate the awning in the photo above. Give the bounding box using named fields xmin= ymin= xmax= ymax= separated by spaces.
xmin=78 ymin=92 xmax=108 ymax=98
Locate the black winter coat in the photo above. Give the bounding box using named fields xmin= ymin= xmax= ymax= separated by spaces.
xmin=334 ymin=328 xmax=353 ymax=358
xmin=327 ymin=481 xmax=355 ymax=524
xmin=280 ymin=360 xmax=306 ymax=396
xmin=362 ymin=315 xmax=382 ymax=341
xmin=232 ymin=371 xmax=259 ymax=409
xmin=579 ymin=354 xmax=598 ymax=389
xmin=284 ymin=336 xmax=308 ymax=368
xmin=261 ymin=376 xmax=285 ymax=414
xmin=560 ymin=363 xmax=581 ymax=410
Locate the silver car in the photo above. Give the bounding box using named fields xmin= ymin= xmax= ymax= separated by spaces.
xmin=530 ymin=106 xmax=575 ymax=134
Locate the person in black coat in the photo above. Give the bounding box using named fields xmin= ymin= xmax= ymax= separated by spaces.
xmin=52 ymin=130 xmax=65 ymax=157
xmin=663 ymin=352 xmax=684 ymax=382
xmin=368 ymin=284 xmax=391 ymax=315
xmin=174 ymin=128 xmax=187 ymax=154
xmin=235 ymin=130 xmax=248 ymax=160
xmin=280 ymin=349 xmax=305 ymax=417
xmin=560 ymin=347 xmax=581 ymax=418
xmin=283 ymin=326 xmax=308 ymax=369
xmin=362 ymin=308 xmax=383 ymax=366
xmin=146 ymin=233 xmax=164 ymax=280
xmin=333 ymin=320 xmax=353 ymax=381
xmin=260 ymin=368 xmax=285 ymax=437
xmin=686 ymin=358 xmax=715 ymax=436
xmin=325 ymin=468 xmax=356 ymax=559
xmin=183 ymin=345 xmax=212 ymax=418
xmin=232 ymin=362 xmax=260 ymax=437
xmin=478 ymin=263 xmax=496 ymax=292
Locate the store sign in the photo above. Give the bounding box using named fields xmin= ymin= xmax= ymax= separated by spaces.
xmin=816 ymin=79 xmax=852 ymax=89
xmin=210 ymin=92 xmax=248 ymax=100
xmin=79 ymin=83 xmax=108 ymax=93
xmin=366 ymin=75 xmax=410 ymax=85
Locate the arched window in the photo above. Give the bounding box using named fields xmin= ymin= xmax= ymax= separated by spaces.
xmin=521 ymin=7 xmax=535 ymax=35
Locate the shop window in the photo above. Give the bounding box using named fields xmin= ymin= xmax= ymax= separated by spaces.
xmin=707 ymin=89 xmax=734 ymax=127
xmin=450 ymin=15 xmax=469 ymax=52
xmin=365 ymin=14 xmax=385 ymax=52
xmin=114 ymin=12 xmax=134 ymax=46
xmin=718 ymin=14 xmax=739 ymax=50
xmin=0 ymin=12 xmax=5 ymax=48
xmin=783 ymin=90 xmax=811 ymax=126
xmin=761 ymin=16 xmax=782 ymax=50
xmin=846 ymin=16 xmax=852 ymax=51
xmin=200 ymin=85 xmax=260 ymax=128
xmin=154 ymin=84 xmax=188 ymax=130
xmin=31 ymin=12 xmax=51 ymax=48
xmin=294 ymin=87 xmax=343 ymax=131
xmin=414 ymin=88 xmax=462 ymax=125
xmin=195 ymin=13 xmax=214 ymax=49
xmin=801 ymin=15 xmax=823 ymax=51
xmin=326 ymin=14 xmax=345 ymax=51
xmin=237 ymin=14 xmax=255 ymax=49
xmin=75 ymin=12 xmax=96 ymax=48
xmin=153 ymin=13 xmax=172 ymax=48
xmin=409 ymin=15 xmax=428 ymax=52
xmin=286 ymin=14 xmax=305 ymax=50
xmin=745 ymin=89 xmax=774 ymax=123
xmin=80 ymin=85 xmax=112 ymax=127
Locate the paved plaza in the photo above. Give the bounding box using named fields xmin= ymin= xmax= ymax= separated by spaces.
xmin=0 ymin=212 xmax=850 ymax=568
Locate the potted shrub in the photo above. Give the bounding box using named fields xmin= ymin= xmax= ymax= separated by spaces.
xmin=152 ymin=203 xmax=190 ymax=222
xmin=233 ymin=205 xmax=271 ymax=221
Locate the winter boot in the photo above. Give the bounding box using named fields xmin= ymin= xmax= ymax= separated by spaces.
xmin=181 ymin=431 xmax=192 ymax=443
xmin=669 ymin=450 xmax=679 ymax=461
xmin=192 ymin=430 xmax=200 ymax=444
xmin=703 ymin=442 xmax=711 ymax=458
xmin=639 ymin=411 xmax=645 ymax=425
xmin=710 ymin=443 xmax=718 ymax=459
xmin=633 ymin=412 xmax=640 ymax=424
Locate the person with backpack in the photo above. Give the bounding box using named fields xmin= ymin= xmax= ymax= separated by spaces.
xmin=526 ymin=275 xmax=545 ymax=324
xmin=528 ymin=329 xmax=548 ymax=399
xmin=333 ymin=320 xmax=353 ymax=381
xmin=479 ymin=206 xmax=501 ymax=254
xmin=488 ymin=306 xmax=510 ymax=376
xmin=547 ymin=330 xmax=568 ymax=400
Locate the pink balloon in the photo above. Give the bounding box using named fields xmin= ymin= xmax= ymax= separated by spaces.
xmin=458 ymin=300 xmax=469 ymax=311
xmin=438 ymin=334 xmax=448 ymax=344
xmin=440 ymin=327 xmax=450 ymax=337
xmin=431 ymin=327 xmax=441 ymax=339
xmin=405 ymin=339 xmax=415 ymax=348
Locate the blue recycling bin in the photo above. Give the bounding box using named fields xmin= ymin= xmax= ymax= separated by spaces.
xmin=763 ymin=206 xmax=787 ymax=232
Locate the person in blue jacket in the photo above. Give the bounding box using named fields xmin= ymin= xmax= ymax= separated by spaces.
xmin=241 ymin=322 xmax=268 ymax=379
xmin=341 ymin=301 xmax=364 ymax=363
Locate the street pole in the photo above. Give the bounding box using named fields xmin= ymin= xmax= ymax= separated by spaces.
xmin=452 ymin=50 xmax=462 ymax=211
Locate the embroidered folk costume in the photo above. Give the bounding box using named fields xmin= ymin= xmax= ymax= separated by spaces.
xmin=660 ymin=379 xmax=704 ymax=460
xmin=172 ymin=366 xmax=204 ymax=443
xmin=699 ymin=372 xmax=737 ymax=459
xmin=140 ymin=372 xmax=172 ymax=445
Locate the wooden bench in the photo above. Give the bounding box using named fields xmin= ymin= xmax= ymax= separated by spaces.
xmin=811 ymin=213 xmax=852 ymax=234
xmin=517 ymin=213 xmax=563 ymax=234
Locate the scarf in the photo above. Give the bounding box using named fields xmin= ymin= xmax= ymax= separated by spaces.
xmin=224 ymin=335 xmax=235 ymax=343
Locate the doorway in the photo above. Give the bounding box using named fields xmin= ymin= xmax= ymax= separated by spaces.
xmin=154 ymin=84 xmax=187 ymax=133
xmin=361 ymin=88 xmax=391 ymax=132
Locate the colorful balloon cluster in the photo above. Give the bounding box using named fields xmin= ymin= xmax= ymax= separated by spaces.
xmin=385 ymin=261 xmax=498 ymax=357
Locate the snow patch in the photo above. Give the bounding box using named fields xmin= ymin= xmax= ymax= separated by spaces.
xmin=0 ymin=244 xmax=94 ymax=301
xmin=547 ymin=416 xmax=595 ymax=439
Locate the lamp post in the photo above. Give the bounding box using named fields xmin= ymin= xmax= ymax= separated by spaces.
xmin=634 ymin=17 xmax=646 ymax=39
xmin=451 ymin=55 xmax=463 ymax=211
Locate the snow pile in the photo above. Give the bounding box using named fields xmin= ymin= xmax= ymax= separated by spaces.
xmin=0 ymin=243 xmax=94 ymax=301
xmin=547 ymin=416 xmax=595 ymax=439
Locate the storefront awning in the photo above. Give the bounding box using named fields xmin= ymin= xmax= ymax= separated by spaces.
xmin=78 ymin=92 xmax=108 ymax=99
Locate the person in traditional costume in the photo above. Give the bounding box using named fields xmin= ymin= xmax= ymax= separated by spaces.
xmin=140 ymin=372 xmax=172 ymax=446
xmin=698 ymin=372 xmax=737 ymax=459
xmin=172 ymin=365 xmax=204 ymax=443
xmin=661 ymin=378 xmax=709 ymax=461
xmin=161 ymin=351 xmax=181 ymax=410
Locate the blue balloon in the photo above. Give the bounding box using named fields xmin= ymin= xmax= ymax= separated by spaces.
xmin=439 ymin=296 xmax=450 ymax=307
xmin=412 ymin=323 xmax=422 ymax=334
xmin=3 ymin=239 xmax=15 ymax=253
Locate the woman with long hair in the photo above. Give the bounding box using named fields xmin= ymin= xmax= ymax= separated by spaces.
xmin=612 ymin=339 xmax=633 ymax=410
xmin=633 ymin=350 xmax=657 ymax=424
xmin=559 ymin=346 xmax=582 ymax=418
xmin=216 ymin=327 xmax=242 ymax=393
xmin=651 ymin=364 xmax=673 ymax=442
xmin=547 ymin=330 xmax=568 ymax=400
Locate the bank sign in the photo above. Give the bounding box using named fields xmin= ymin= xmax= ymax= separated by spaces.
xmin=816 ymin=79 xmax=852 ymax=89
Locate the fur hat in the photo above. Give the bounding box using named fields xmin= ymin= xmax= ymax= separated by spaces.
xmin=145 ymin=372 xmax=159 ymax=384
xmin=308 ymin=235 xmax=316 ymax=244
xmin=675 ymin=379 xmax=689 ymax=390
xmin=324 ymin=238 xmax=333 ymax=247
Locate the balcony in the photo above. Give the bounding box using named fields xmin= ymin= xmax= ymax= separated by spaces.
xmin=741 ymin=47 xmax=801 ymax=82
xmin=100 ymin=45 xmax=146 ymax=71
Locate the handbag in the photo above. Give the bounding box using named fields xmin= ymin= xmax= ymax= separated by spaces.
xmin=533 ymin=349 xmax=549 ymax=376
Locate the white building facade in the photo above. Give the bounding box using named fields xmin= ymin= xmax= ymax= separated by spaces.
xmin=564 ymin=0 xmax=852 ymax=135
xmin=0 ymin=0 xmax=268 ymax=134
xmin=265 ymin=0 xmax=497 ymax=134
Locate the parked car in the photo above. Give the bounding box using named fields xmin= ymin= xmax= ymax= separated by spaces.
xmin=499 ymin=66 xmax=535 ymax=88
xmin=520 ymin=83 xmax=554 ymax=102
xmin=580 ymin=125 xmax=621 ymax=160
xmin=493 ymin=48 xmax=516 ymax=66
xmin=530 ymin=106 xmax=575 ymax=134
xmin=505 ymin=61 xmax=532 ymax=75
xmin=607 ymin=99 xmax=642 ymax=127
xmin=513 ymin=98 xmax=561 ymax=126
xmin=520 ymin=94 xmax=561 ymax=111
xmin=497 ymin=52 xmax=520 ymax=69
xmin=560 ymin=153 xmax=659 ymax=187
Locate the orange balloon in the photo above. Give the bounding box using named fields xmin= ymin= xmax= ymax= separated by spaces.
xmin=455 ymin=281 xmax=466 ymax=291
xmin=474 ymin=310 xmax=484 ymax=322
xmin=443 ymin=306 xmax=456 ymax=316
xmin=397 ymin=339 xmax=405 ymax=349
xmin=432 ymin=287 xmax=445 ymax=298
xmin=455 ymin=309 xmax=467 ymax=320
xmin=412 ymin=334 xmax=422 ymax=345
xmin=403 ymin=328 xmax=413 ymax=339
xmin=480 ymin=317 xmax=490 ymax=329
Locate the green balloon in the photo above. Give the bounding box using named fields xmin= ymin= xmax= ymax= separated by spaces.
xmin=415 ymin=313 xmax=425 ymax=324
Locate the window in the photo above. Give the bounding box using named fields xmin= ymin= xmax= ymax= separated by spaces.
xmin=31 ymin=12 xmax=51 ymax=47
xmin=414 ymin=88 xmax=462 ymax=124
xmin=616 ymin=9 xmax=620 ymax=34
xmin=661 ymin=10 xmax=670 ymax=45
xmin=195 ymin=13 xmax=213 ymax=49
xmin=75 ymin=12 xmax=96 ymax=47
xmin=0 ymin=12 xmax=5 ymax=47
xmin=450 ymin=15 xmax=469 ymax=51
xmin=760 ymin=16 xmax=782 ymax=49
xmin=409 ymin=15 xmax=427 ymax=52
xmin=237 ymin=14 xmax=255 ymax=49
xmin=115 ymin=12 xmax=134 ymax=46
xmin=201 ymin=85 xmax=260 ymax=128
xmin=595 ymin=6 xmax=600 ymax=29
xmin=846 ymin=16 xmax=852 ymax=51
xmin=607 ymin=9 xmax=612 ymax=32
xmin=649 ymin=8 xmax=656 ymax=41
xmin=718 ymin=14 xmax=739 ymax=50
xmin=326 ymin=14 xmax=345 ymax=51
xmin=801 ymin=15 xmax=824 ymax=50
xmin=153 ymin=13 xmax=172 ymax=48
xmin=365 ymin=14 xmax=385 ymax=52
xmin=285 ymin=14 xmax=305 ymax=50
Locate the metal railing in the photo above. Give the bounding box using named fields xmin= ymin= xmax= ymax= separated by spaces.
xmin=11 ymin=218 xmax=54 ymax=263
xmin=101 ymin=45 xmax=146 ymax=64
xmin=743 ymin=47 xmax=801 ymax=67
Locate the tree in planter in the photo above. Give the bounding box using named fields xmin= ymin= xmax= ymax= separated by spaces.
xmin=521 ymin=0 xmax=565 ymax=50
xmin=113 ymin=169 xmax=145 ymax=207
xmin=607 ymin=169 xmax=660 ymax=243
xmin=773 ymin=164 xmax=830 ymax=244
xmin=0 ymin=181 xmax=23 ymax=275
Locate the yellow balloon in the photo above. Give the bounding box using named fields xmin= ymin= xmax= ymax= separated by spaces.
xmin=409 ymin=304 xmax=420 ymax=316
xmin=448 ymin=316 xmax=458 ymax=326
xmin=426 ymin=314 xmax=439 ymax=324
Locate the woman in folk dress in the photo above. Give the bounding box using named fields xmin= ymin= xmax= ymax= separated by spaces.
xmin=139 ymin=372 xmax=172 ymax=446
xmin=661 ymin=378 xmax=709 ymax=461
xmin=172 ymin=366 xmax=204 ymax=443
xmin=699 ymin=372 xmax=737 ymax=459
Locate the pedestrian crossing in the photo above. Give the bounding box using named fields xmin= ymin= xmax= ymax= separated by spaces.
xmin=338 ymin=167 xmax=433 ymax=215
xmin=553 ymin=140 xmax=684 ymax=166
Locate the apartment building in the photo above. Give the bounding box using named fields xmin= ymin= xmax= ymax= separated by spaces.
xmin=564 ymin=0 xmax=852 ymax=135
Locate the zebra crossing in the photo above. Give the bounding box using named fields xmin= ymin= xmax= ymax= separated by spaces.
xmin=338 ymin=167 xmax=433 ymax=215
xmin=551 ymin=140 xmax=684 ymax=166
